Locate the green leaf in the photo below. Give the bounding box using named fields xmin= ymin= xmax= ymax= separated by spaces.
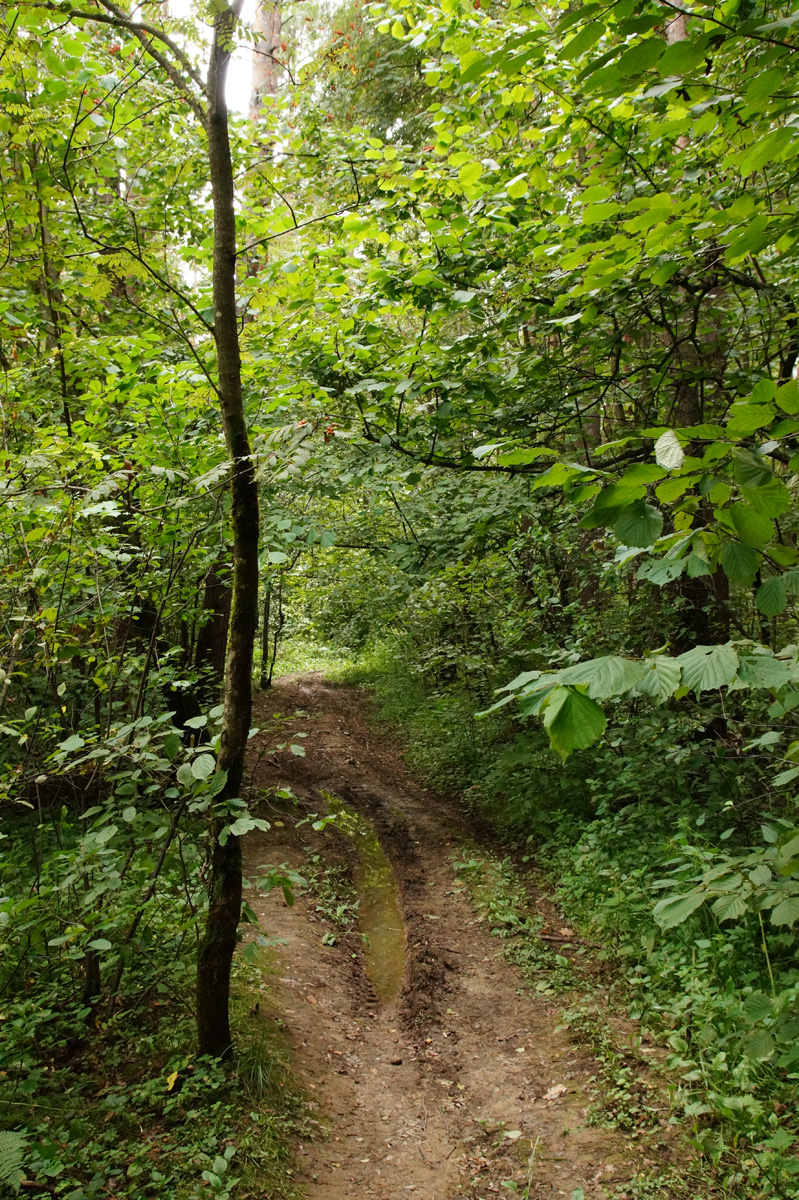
xmin=656 ymin=476 xmax=695 ymax=503
xmin=497 ymin=447 xmax=557 ymax=466
xmin=737 ymin=127 xmax=793 ymax=177
xmin=770 ymin=895 xmax=799 ymax=926
xmin=656 ymin=39 xmax=706 ymax=76
xmin=741 ymin=479 xmax=791 ymax=517
xmin=755 ymin=577 xmax=787 ymax=618
xmin=784 ymin=570 xmax=799 ymax=596
xmin=613 ymin=501 xmax=663 ymax=548
xmin=686 ymin=552 xmax=713 ymax=578
xmin=726 ymin=402 xmax=775 ymax=437
xmin=720 ymin=541 xmax=759 ymax=585
xmin=458 ymin=161 xmax=483 ymax=187
xmin=542 ymin=686 xmax=607 ymax=761
xmin=163 ymin=732 xmax=181 ymax=759
xmin=636 ymin=558 xmax=685 ymax=585
xmin=711 ymin=891 xmax=749 ymax=922
xmin=729 ymin=503 xmax=773 ymax=549
xmin=557 ymin=655 xmax=646 ymax=699
xmin=559 ymin=23 xmax=604 ymax=59
xmin=733 ymin=448 xmax=772 ymax=489
xmin=58 ymin=734 xmax=86 ymax=753
xmin=743 ymin=991 xmax=773 ymax=1024
xmin=580 ymin=481 xmax=645 ymax=528
xmin=742 ymin=1029 xmax=776 ymax=1061
xmin=775 ymin=380 xmax=799 ymax=414
xmin=677 ymin=644 xmax=739 ymax=695
xmin=635 ymin=655 xmax=682 ymax=703
xmin=176 ymin=763 xmax=195 ymax=786
xmin=459 ymin=51 xmax=491 ymax=82
xmin=88 ymin=938 xmax=113 ymax=951
xmin=653 ymin=890 xmax=705 ymax=929
xmin=191 ymin=753 xmax=216 ymax=780
xmin=737 ymin=652 xmax=794 ymax=689
xmin=616 ymin=38 xmax=664 ymax=77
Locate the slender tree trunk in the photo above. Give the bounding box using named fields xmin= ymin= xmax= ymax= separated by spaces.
xmin=196 ymin=0 xmax=260 ymax=1061
xmin=195 ymin=561 xmax=232 ymax=691
xmin=250 ymin=0 xmax=282 ymax=121
xmin=259 ymin=581 xmax=272 ymax=689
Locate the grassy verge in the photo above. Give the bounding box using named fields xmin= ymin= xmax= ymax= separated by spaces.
xmin=0 ymin=949 xmax=306 ymax=1199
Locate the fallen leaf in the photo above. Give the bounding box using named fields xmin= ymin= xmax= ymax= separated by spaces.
xmin=504 ymin=1130 xmax=523 ymax=1141
xmin=543 ymin=1084 xmax=568 ymax=1101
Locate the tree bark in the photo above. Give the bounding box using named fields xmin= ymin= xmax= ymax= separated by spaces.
xmin=195 ymin=561 xmax=232 ymax=690
xmin=250 ymin=0 xmax=282 ymax=121
xmin=195 ymin=0 xmax=260 ymax=1061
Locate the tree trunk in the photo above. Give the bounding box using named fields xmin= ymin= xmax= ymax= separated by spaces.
xmin=194 ymin=561 xmax=232 ymax=691
xmin=196 ymin=0 xmax=260 ymax=1061
xmin=250 ymin=0 xmax=282 ymax=122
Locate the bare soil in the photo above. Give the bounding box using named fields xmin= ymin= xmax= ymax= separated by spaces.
xmin=244 ymin=674 xmax=662 ymax=1200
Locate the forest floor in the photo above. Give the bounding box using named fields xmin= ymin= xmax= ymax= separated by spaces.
xmin=243 ymin=674 xmax=671 ymax=1200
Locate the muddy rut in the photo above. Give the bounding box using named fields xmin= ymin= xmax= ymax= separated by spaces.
xmin=244 ymin=675 xmax=651 ymax=1200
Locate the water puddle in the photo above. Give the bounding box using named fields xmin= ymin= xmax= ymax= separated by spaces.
xmin=323 ymin=793 xmax=406 ymax=1003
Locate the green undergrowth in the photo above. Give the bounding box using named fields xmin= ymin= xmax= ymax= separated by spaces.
xmin=0 ymin=948 xmax=305 ymax=1199
xmin=325 ymin=638 xmax=799 ymax=1200
xmin=452 ymin=851 xmax=578 ymax=995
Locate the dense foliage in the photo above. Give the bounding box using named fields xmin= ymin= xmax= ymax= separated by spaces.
xmin=3 ymin=0 xmax=799 ymax=1193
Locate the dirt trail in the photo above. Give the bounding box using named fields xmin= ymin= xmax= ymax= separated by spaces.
xmin=245 ymin=675 xmax=650 ymax=1200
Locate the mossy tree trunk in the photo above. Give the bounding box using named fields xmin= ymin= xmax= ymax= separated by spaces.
xmin=195 ymin=0 xmax=260 ymax=1060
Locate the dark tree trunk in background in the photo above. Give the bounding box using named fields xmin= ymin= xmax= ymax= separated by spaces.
xmin=195 ymin=0 xmax=261 ymax=1061
xmin=195 ymin=562 xmax=232 ymax=689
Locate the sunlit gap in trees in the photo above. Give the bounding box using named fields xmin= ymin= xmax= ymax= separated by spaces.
xmin=169 ymin=0 xmax=255 ymax=115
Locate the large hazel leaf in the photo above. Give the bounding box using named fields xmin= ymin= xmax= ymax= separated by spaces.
xmin=556 ymin=655 xmax=646 ymax=699
xmin=755 ymin=577 xmax=788 ymax=618
xmin=729 ymin=503 xmax=773 ymax=549
xmin=743 ymin=991 xmax=773 ymax=1024
xmin=613 ymin=500 xmax=663 ymax=548
xmin=742 ymin=1029 xmax=776 ymax=1061
xmin=677 ymin=644 xmax=739 ymax=695
xmin=653 ymin=890 xmax=705 ymax=929
xmin=733 ymin=448 xmax=773 ymax=489
xmin=634 ymin=655 xmax=682 ymax=703
xmin=721 ymin=540 xmax=759 ymax=585
xmin=770 ymin=895 xmax=799 ymax=926
xmin=741 ymin=479 xmax=792 ymax=517
xmin=737 ymin=651 xmax=794 ymax=688
xmin=191 ymin=753 xmax=216 ymax=780
xmin=542 ymin=686 xmax=607 ymax=761
xmin=580 ymin=481 xmax=646 ymax=529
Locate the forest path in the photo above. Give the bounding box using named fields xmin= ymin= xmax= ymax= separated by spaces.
xmin=244 ymin=675 xmax=646 ymax=1200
